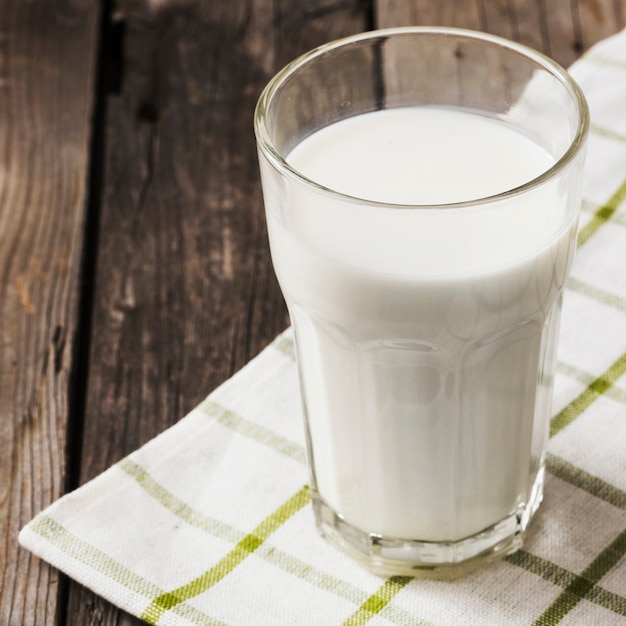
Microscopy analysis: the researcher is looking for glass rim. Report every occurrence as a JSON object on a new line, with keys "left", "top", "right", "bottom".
{"left": 254, "top": 26, "right": 590, "bottom": 210}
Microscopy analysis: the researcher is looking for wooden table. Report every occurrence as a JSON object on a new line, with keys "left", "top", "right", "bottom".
{"left": 2, "top": 1, "right": 625, "bottom": 624}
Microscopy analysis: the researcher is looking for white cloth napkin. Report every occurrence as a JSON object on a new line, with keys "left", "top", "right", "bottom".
{"left": 19, "top": 30, "right": 626, "bottom": 626}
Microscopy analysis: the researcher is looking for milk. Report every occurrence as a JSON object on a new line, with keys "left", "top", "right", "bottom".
{"left": 264, "top": 107, "right": 578, "bottom": 542}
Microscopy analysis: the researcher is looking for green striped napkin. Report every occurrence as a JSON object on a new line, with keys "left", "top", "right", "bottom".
{"left": 19, "top": 29, "right": 626, "bottom": 626}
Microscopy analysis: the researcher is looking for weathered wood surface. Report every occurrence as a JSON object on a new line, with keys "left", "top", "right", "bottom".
{"left": 2, "top": 0, "right": 625, "bottom": 624}
{"left": 377, "top": 0, "right": 626, "bottom": 68}
{"left": 0, "top": 1, "right": 101, "bottom": 624}
{"left": 69, "top": 1, "right": 369, "bottom": 625}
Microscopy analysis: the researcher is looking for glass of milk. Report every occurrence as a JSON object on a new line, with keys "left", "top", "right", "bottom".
{"left": 254, "top": 28, "right": 589, "bottom": 578}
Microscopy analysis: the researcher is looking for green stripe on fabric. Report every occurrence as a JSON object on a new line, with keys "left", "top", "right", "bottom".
{"left": 258, "top": 543, "right": 433, "bottom": 626}
{"left": 141, "top": 485, "right": 310, "bottom": 624}
{"left": 558, "top": 361, "right": 626, "bottom": 404}
{"left": 273, "top": 333, "right": 295, "bottom": 359}
{"left": 546, "top": 454, "right": 626, "bottom": 509}
{"left": 581, "top": 198, "right": 596, "bottom": 214}
{"left": 26, "top": 515, "right": 227, "bottom": 626}
{"left": 577, "top": 177, "right": 626, "bottom": 247}
{"left": 506, "top": 550, "right": 626, "bottom": 619}
{"left": 117, "top": 458, "right": 244, "bottom": 542}
{"left": 591, "top": 123, "right": 626, "bottom": 144}
{"left": 550, "top": 350, "right": 626, "bottom": 437}
{"left": 584, "top": 579, "right": 626, "bottom": 618}
{"left": 567, "top": 276, "right": 626, "bottom": 315}
{"left": 531, "top": 528, "right": 626, "bottom": 625}
{"left": 581, "top": 199, "right": 626, "bottom": 228}
{"left": 29, "top": 514, "right": 164, "bottom": 598}
{"left": 200, "top": 399, "right": 306, "bottom": 464}
{"left": 119, "top": 458, "right": 426, "bottom": 626}
{"left": 342, "top": 576, "right": 414, "bottom": 626}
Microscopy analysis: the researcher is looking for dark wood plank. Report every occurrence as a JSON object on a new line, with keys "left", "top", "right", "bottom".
{"left": 67, "top": 1, "right": 370, "bottom": 624}
{"left": 377, "top": 0, "right": 626, "bottom": 67}
{"left": 0, "top": 1, "right": 100, "bottom": 624}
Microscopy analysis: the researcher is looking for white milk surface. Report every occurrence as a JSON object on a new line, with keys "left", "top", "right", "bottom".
{"left": 266, "top": 107, "right": 577, "bottom": 542}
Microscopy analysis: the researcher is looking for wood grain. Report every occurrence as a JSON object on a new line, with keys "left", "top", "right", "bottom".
{"left": 66, "top": 1, "right": 370, "bottom": 624}
{"left": 0, "top": 1, "right": 100, "bottom": 624}
{"left": 377, "top": 0, "right": 626, "bottom": 67}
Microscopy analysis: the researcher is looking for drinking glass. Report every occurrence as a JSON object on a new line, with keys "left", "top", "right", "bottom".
{"left": 254, "top": 27, "right": 588, "bottom": 577}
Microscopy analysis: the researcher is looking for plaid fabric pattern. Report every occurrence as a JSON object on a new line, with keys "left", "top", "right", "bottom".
{"left": 19, "top": 30, "right": 626, "bottom": 625}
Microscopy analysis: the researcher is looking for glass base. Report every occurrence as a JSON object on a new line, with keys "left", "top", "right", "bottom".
{"left": 312, "top": 467, "right": 544, "bottom": 579}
